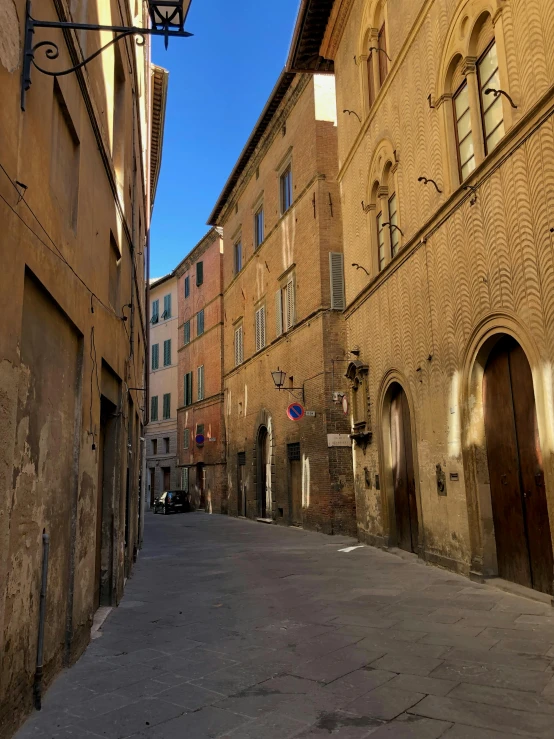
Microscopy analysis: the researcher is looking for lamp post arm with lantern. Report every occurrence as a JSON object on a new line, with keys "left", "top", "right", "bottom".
{"left": 20, "top": 0, "right": 193, "bottom": 110}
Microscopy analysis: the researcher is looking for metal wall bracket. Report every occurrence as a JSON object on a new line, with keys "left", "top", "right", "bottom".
{"left": 21, "top": 0, "right": 192, "bottom": 111}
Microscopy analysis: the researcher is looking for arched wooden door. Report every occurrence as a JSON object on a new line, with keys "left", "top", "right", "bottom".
{"left": 483, "top": 336, "right": 553, "bottom": 594}
{"left": 257, "top": 427, "right": 269, "bottom": 519}
{"left": 390, "top": 384, "right": 419, "bottom": 552}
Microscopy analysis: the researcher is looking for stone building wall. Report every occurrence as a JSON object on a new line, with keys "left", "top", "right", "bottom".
{"left": 212, "top": 73, "right": 356, "bottom": 536}
{"left": 304, "top": 0, "right": 554, "bottom": 581}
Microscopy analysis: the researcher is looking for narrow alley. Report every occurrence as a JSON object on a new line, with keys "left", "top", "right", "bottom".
{"left": 16, "top": 513, "right": 554, "bottom": 739}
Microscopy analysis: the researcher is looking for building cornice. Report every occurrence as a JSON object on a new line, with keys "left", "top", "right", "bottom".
{"left": 174, "top": 228, "right": 222, "bottom": 277}
{"left": 319, "top": 0, "right": 355, "bottom": 61}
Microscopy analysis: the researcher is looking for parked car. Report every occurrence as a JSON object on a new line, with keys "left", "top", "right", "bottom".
{"left": 153, "top": 490, "right": 191, "bottom": 514}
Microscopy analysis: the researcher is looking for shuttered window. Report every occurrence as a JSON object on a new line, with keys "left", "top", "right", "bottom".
{"left": 151, "top": 343, "right": 159, "bottom": 370}
{"left": 234, "top": 325, "right": 244, "bottom": 366}
{"left": 151, "top": 395, "right": 158, "bottom": 421}
{"left": 163, "top": 294, "right": 171, "bottom": 319}
{"left": 184, "top": 372, "right": 193, "bottom": 406}
{"left": 197, "top": 309, "right": 205, "bottom": 336}
{"left": 255, "top": 306, "right": 266, "bottom": 351}
{"left": 163, "top": 339, "right": 171, "bottom": 366}
{"left": 163, "top": 393, "right": 171, "bottom": 419}
{"left": 183, "top": 428, "right": 190, "bottom": 449}
{"left": 196, "top": 261, "right": 203, "bottom": 286}
{"left": 151, "top": 299, "right": 159, "bottom": 324}
{"left": 181, "top": 467, "right": 189, "bottom": 491}
{"left": 184, "top": 276, "right": 190, "bottom": 298}
{"left": 388, "top": 194, "right": 400, "bottom": 258}
{"left": 197, "top": 365, "right": 205, "bottom": 400}
{"left": 184, "top": 320, "right": 190, "bottom": 345}
{"left": 329, "top": 253, "right": 345, "bottom": 310}
{"left": 276, "top": 277, "right": 295, "bottom": 335}
{"left": 367, "top": 53, "right": 375, "bottom": 107}
{"left": 285, "top": 278, "right": 295, "bottom": 330}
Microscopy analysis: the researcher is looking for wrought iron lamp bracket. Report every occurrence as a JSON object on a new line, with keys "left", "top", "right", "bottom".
{"left": 275, "top": 386, "right": 305, "bottom": 404}
{"left": 21, "top": 0, "right": 192, "bottom": 110}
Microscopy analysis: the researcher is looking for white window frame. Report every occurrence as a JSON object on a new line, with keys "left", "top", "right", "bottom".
{"left": 255, "top": 305, "right": 266, "bottom": 351}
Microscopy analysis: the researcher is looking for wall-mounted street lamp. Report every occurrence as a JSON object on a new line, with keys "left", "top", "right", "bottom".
{"left": 21, "top": 0, "right": 192, "bottom": 110}
{"left": 383, "top": 222, "right": 404, "bottom": 237}
{"left": 271, "top": 368, "right": 305, "bottom": 403}
{"left": 343, "top": 109, "right": 361, "bottom": 123}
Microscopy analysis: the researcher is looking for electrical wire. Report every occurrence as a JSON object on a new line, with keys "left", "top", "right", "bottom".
{"left": 0, "top": 161, "right": 121, "bottom": 320}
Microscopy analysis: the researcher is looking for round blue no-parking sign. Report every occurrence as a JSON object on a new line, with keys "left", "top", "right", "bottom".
{"left": 287, "top": 403, "right": 305, "bottom": 421}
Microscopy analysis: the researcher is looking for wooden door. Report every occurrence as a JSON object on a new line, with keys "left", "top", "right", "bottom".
{"left": 258, "top": 428, "right": 268, "bottom": 518}
{"left": 94, "top": 421, "right": 106, "bottom": 609}
{"left": 150, "top": 468, "right": 155, "bottom": 507}
{"left": 238, "top": 460, "right": 245, "bottom": 516}
{"left": 484, "top": 337, "right": 553, "bottom": 594}
{"left": 290, "top": 459, "right": 302, "bottom": 526}
{"left": 390, "top": 385, "right": 419, "bottom": 552}
{"left": 197, "top": 464, "right": 206, "bottom": 509}
{"left": 163, "top": 467, "right": 170, "bottom": 491}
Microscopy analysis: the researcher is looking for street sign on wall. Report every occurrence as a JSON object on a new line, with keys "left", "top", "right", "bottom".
{"left": 327, "top": 434, "right": 351, "bottom": 448}
{"left": 195, "top": 434, "right": 205, "bottom": 446}
{"left": 287, "top": 403, "right": 305, "bottom": 421}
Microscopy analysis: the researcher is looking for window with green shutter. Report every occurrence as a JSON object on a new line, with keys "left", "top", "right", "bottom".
{"left": 196, "top": 261, "right": 203, "bottom": 286}
{"left": 163, "top": 339, "right": 171, "bottom": 366}
{"left": 150, "top": 395, "right": 158, "bottom": 421}
{"left": 197, "top": 309, "right": 204, "bottom": 336}
{"left": 184, "top": 372, "right": 193, "bottom": 406}
{"left": 151, "top": 299, "right": 159, "bottom": 324}
{"left": 183, "top": 428, "right": 190, "bottom": 449}
{"left": 329, "top": 253, "right": 345, "bottom": 310}
{"left": 163, "top": 393, "right": 171, "bottom": 419}
{"left": 197, "top": 365, "right": 205, "bottom": 401}
{"left": 184, "top": 321, "right": 190, "bottom": 345}
{"left": 151, "top": 343, "right": 159, "bottom": 370}
{"left": 162, "top": 294, "right": 171, "bottom": 319}
{"left": 184, "top": 276, "right": 190, "bottom": 298}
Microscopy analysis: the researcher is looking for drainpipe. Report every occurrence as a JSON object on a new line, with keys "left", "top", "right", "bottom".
{"left": 34, "top": 530, "right": 50, "bottom": 710}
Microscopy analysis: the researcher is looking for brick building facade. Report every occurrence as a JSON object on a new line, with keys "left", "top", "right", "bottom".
{"left": 209, "top": 72, "right": 356, "bottom": 536}
{"left": 176, "top": 229, "right": 226, "bottom": 513}
{"left": 289, "top": 0, "right": 554, "bottom": 595}
{"left": 146, "top": 273, "right": 179, "bottom": 505}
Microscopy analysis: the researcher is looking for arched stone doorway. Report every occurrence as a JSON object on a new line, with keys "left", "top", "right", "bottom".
{"left": 483, "top": 336, "right": 553, "bottom": 594}
{"left": 256, "top": 426, "right": 270, "bottom": 519}
{"left": 387, "top": 382, "right": 419, "bottom": 553}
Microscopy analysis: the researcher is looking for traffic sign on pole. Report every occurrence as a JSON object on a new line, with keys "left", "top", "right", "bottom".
{"left": 287, "top": 403, "right": 305, "bottom": 421}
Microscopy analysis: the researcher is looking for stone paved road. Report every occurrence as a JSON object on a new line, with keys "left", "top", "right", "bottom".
{"left": 15, "top": 513, "right": 554, "bottom": 739}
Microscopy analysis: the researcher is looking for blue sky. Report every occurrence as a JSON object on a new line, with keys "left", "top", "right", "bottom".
{"left": 150, "top": 0, "right": 301, "bottom": 278}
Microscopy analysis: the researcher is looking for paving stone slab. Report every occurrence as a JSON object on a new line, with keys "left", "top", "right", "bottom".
{"left": 366, "top": 713, "right": 452, "bottom": 739}
{"left": 153, "top": 682, "right": 225, "bottom": 711}
{"left": 345, "top": 684, "right": 426, "bottom": 721}
{"left": 429, "top": 660, "right": 553, "bottom": 693}
{"left": 290, "top": 648, "right": 385, "bottom": 683}
{"left": 441, "top": 726, "right": 524, "bottom": 739}
{"left": 64, "top": 692, "right": 136, "bottom": 720}
{"left": 369, "top": 653, "right": 444, "bottom": 677}
{"left": 145, "top": 706, "right": 250, "bottom": 738}
{"left": 409, "top": 695, "right": 554, "bottom": 737}
{"left": 293, "top": 710, "right": 384, "bottom": 738}
{"left": 445, "top": 647, "right": 552, "bottom": 672}
{"left": 418, "top": 633, "right": 499, "bottom": 651}
{"left": 386, "top": 673, "right": 458, "bottom": 697}
{"left": 221, "top": 712, "right": 306, "bottom": 739}
{"left": 323, "top": 668, "right": 397, "bottom": 702}
{"left": 77, "top": 697, "right": 185, "bottom": 738}
{"left": 448, "top": 681, "right": 554, "bottom": 715}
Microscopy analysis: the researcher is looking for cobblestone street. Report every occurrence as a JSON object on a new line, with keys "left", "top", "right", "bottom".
{"left": 16, "top": 513, "right": 554, "bottom": 739}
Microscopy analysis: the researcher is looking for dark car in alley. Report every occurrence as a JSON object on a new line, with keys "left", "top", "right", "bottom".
{"left": 153, "top": 490, "right": 191, "bottom": 514}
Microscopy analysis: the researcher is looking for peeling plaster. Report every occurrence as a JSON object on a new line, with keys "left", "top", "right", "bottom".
{"left": 0, "top": 0, "right": 20, "bottom": 73}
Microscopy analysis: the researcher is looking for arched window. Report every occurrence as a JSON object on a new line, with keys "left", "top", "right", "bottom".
{"left": 368, "top": 152, "right": 401, "bottom": 273}
{"left": 362, "top": 1, "right": 389, "bottom": 114}
{"left": 441, "top": 10, "right": 510, "bottom": 185}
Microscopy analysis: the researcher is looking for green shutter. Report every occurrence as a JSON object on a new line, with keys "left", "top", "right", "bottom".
{"left": 184, "top": 321, "right": 190, "bottom": 344}
{"left": 163, "top": 393, "right": 170, "bottom": 419}
{"left": 151, "top": 395, "right": 158, "bottom": 421}
{"left": 196, "top": 261, "right": 203, "bottom": 286}
{"left": 164, "top": 339, "right": 171, "bottom": 366}
{"left": 152, "top": 343, "right": 159, "bottom": 370}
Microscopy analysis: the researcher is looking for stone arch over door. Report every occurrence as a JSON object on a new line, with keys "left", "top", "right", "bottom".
{"left": 252, "top": 409, "right": 275, "bottom": 521}
{"left": 377, "top": 371, "right": 423, "bottom": 554}
{"left": 461, "top": 314, "right": 554, "bottom": 594}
